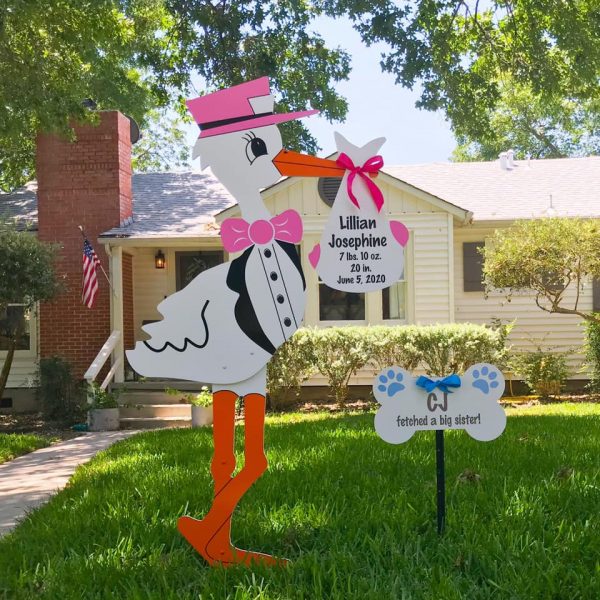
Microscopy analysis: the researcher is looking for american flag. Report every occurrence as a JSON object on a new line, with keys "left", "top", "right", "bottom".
{"left": 82, "top": 238, "right": 101, "bottom": 308}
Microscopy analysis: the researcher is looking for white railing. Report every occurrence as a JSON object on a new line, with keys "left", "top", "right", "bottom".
{"left": 84, "top": 330, "right": 122, "bottom": 400}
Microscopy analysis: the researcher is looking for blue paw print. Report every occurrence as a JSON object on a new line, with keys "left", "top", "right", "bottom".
{"left": 378, "top": 369, "right": 405, "bottom": 397}
{"left": 472, "top": 366, "right": 499, "bottom": 395}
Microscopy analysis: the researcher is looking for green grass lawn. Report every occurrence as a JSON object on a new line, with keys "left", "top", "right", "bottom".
{"left": 0, "top": 433, "right": 54, "bottom": 465}
{"left": 0, "top": 403, "right": 599, "bottom": 599}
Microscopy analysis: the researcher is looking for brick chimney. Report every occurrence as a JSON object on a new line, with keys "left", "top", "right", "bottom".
{"left": 36, "top": 111, "right": 132, "bottom": 379}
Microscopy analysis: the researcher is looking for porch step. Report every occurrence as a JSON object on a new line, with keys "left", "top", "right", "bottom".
{"left": 119, "top": 404, "right": 192, "bottom": 419}
{"left": 115, "top": 382, "right": 206, "bottom": 429}
{"left": 119, "top": 391, "right": 193, "bottom": 405}
{"left": 119, "top": 416, "right": 192, "bottom": 430}
{"left": 115, "top": 380, "right": 207, "bottom": 392}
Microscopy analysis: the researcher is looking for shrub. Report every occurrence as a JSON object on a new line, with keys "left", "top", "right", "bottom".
{"left": 508, "top": 350, "right": 569, "bottom": 398}
{"left": 87, "top": 382, "right": 120, "bottom": 409}
{"left": 311, "top": 327, "right": 373, "bottom": 406}
{"left": 38, "top": 356, "right": 84, "bottom": 421}
{"left": 264, "top": 323, "right": 510, "bottom": 410}
{"left": 584, "top": 318, "right": 600, "bottom": 391}
{"left": 366, "top": 326, "right": 421, "bottom": 372}
{"left": 411, "top": 323, "right": 511, "bottom": 377}
{"left": 267, "top": 329, "right": 316, "bottom": 410}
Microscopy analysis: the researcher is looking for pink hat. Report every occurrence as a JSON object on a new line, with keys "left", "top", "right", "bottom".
{"left": 186, "top": 76, "right": 319, "bottom": 138}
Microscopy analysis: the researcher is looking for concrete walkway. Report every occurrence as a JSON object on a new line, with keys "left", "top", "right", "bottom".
{"left": 0, "top": 431, "right": 137, "bottom": 536}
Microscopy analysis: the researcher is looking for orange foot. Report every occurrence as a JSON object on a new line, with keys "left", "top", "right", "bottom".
{"left": 177, "top": 516, "right": 289, "bottom": 568}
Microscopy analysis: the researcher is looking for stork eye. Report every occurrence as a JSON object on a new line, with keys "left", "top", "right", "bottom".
{"left": 243, "top": 132, "right": 268, "bottom": 164}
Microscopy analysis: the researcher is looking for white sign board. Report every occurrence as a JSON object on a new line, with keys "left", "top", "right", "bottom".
{"left": 308, "top": 133, "right": 409, "bottom": 292}
{"left": 374, "top": 363, "right": 507, "bottom": 444}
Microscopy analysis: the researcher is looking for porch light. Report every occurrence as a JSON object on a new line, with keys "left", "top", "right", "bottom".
{"left": 155, "top": 249, "right": 166, "bottom": 269}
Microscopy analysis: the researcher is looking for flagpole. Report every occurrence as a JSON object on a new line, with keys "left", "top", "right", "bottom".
{"left": 78, "top": 225, "right": 115, "bottom": 296}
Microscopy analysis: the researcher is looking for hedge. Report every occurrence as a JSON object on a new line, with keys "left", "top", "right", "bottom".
{"left": 267, "top": 323, "right": 510, "bottom": 408}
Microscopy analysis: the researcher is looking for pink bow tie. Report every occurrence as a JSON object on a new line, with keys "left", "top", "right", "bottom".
{"left": 336, "top": 153, "right": 384, "bottom": 212}
{"left": 220, "top": 209, "right": 303, "bottom": 253}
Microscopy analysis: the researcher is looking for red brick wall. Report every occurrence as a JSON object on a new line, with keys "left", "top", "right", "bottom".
{"left": 122, "top": 252, "right": 135, "bottom": 351}
{"left": 36, "top": 112, "right": 132, "bottom": 378}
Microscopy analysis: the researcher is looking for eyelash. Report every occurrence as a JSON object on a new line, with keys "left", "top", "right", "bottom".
{"left": 243, "top": 131, "right": 258, "bottom": 164}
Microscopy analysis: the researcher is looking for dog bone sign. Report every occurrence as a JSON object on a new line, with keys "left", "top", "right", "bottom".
{"left": 374, "top": 363, "right": 507, "bottom": 444}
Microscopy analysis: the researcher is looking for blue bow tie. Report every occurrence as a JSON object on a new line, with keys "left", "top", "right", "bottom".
{"left": 416, "top": 374, "right": 461, "bottom": 394}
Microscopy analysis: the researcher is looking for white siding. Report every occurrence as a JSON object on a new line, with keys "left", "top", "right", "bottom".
{"left": 1, "top": 309, "right": 38, "bottom": 389}
{"left": 132, "top": 248, "right": 173, "bottom": 340}
{"left": 129, "top": 176, "right": 459, "bottom": 386}
{"left": 262, "top": 177, "right": 454, "bottom": 328}
{"left": 4, "top": 355, "right": 38, "bottom": 388}
{"left": 132, "top": 245, "right": 226, "bottom": 341}
{"left": 454, "top": 226, "right": 589, "bottom": 374}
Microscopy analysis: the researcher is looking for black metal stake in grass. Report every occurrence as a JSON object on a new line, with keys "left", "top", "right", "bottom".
{"left": 435, "top": 429, "right": 446, "bottom": 535}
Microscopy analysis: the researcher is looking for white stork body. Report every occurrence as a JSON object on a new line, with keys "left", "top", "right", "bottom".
{"left": 126, "top": 238, "right": 305, "bottom": 395}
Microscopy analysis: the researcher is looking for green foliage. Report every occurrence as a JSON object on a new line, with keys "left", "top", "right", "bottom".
{"left": 132, "top": 108, "right": 190, "bottom": 173}
{"left": 365, "top": 325, "right": 421, "bottom": 373}
{"left": 334, "top": 1, "right": 600, "bottom": 152}
{"left": 166, "top": 1, "right": 350, "bottom": 156}
{"left": 38, "top": 357, "right": 84, "bottom": 421}
{"left": 4, "top": 1, "right": 598, "bottom": 185}
{"left": 0, "top": 405, "right": 599, "bottom": 597}
{"left": 0, "top": 225, "right": 61, "bottom": 310}
{"left": 192, "top": 386, "right": 212, "bottom": 408}
{"left": 165, "top": 385, "right": 212, "bottom": 408}
{"left": 453, "top": 81, "right": 600, "bottom": 160}
{"left": 0, "top": 0, "right": 179, "bottom": 191}
{"left": 310, "top": 326, "right": 372, "bottom": 406}
{"left": 508, "top": 350, "right": 570, "bottom": 398}
{"left": 87, "top": 382, "right": 120, "bottom": 410}
{"left": 408, "top": 322, "right": 511, "bottom": 378}
{"left": 165, "top": 386, "right": 213, "bottom": 407}
{"left": 483, "top": 218, "right": 600, "bottom": 323}
{"left": 0, "top": 224, "right": 61, "bottom": 399}
{"left": 584, "top": 317, "right": 600, "bottom": 391}
{"left": 267, "top": 329, "right": 316, "bottom": 410}
{"left": 268, "top": 324, "right": 509, "bottom": 407}
{"left": 0, "top": 1, "right": 351, "bottom": 191}
{"left": 0, "top": 433, "right": 53, "bottom": 465}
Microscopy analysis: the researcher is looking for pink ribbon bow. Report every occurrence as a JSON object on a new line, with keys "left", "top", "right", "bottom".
{"left": 220, "top": 209, "right": 303, "bottom": 253}
{"left": 336, "top": 153, "right": 385, "bottom": 212}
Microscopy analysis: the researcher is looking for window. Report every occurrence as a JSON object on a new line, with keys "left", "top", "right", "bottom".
{"left": 175, "top": 251, "right": 224, "bottom": 291}
{"left": 594, "top": 279, "right": 600, "bottom": 312}
{"left": 319, "top": 281, "right": 365, "bottom": 321}
{"left": 0, "top": 305, "right": 31, "bottom": 351}
{"left": 463, "top": 242, "right": 485, "bottom": 292}
{"left": 382, "top": 280, "right": 406, "bottom": 320}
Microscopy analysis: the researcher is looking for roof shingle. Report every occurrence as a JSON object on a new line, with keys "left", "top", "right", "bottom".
{"left": 384, "top": 156, "right": 600, "bottom": 221}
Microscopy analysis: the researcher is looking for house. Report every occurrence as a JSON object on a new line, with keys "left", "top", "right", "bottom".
{"left": 1, "top": 111, "right": 599, "bottom": 412}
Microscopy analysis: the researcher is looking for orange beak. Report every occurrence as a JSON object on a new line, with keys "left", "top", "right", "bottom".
{"left": 273, "top": 149, "right": 345, "bottom": 177}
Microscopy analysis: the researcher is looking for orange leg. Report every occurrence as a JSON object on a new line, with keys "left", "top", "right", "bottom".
{"left": 178, "top": 392, "right": 287, "bottom": 567}
{"left": 211, "top": 390, "right": 238, "bottom": 495}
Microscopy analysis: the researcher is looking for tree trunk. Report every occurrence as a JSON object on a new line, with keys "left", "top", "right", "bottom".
{"left": 0, "top": 336, "right": 16, "bottom": 401}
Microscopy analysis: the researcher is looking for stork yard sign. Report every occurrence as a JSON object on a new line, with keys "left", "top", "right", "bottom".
{"left": 126, "top": 75, "right": 413, "bottom": 569}
{"left": 126, "top": 75, "right": 442, "bottom": 568}
{"left": 373, "top": 364, "right": 507, "bottom": 533}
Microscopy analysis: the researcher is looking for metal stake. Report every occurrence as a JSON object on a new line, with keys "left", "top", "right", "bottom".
{"left": 435, "top": 429, "right": 446, "bottom": 535}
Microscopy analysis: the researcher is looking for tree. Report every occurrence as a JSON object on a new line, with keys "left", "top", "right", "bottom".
{"left": 452, "top": 81, "right": 600, "bottom": 161}
{"left": 3, "top": 1, "right": 598, "bottom": 190}
{"left": 327, "top": 0, "right": 600, "bottom": 152}
{"left": 482, "top": 218, "right": 600, "bottom": 324}
{"left": 0, "top": 224, "right": 62, "bottom": 399}
{"left": 132, "top": 109, "right": 190, "bottom": 173}
{"left": 0, "top": 1, "right": 350, "bottom": 191}
{"left": 0, "top": 0, "right": 179, "bottom": 191}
